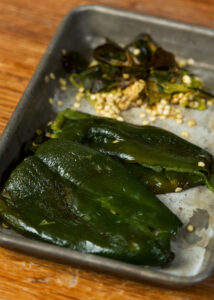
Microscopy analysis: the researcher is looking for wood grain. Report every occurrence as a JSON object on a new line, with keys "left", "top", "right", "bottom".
{"left": 0, "top": 0, "right": 214, "bottom": 299}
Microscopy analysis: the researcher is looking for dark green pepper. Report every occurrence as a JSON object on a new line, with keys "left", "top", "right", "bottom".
{"left": 0, "top": 156, "right": 172, "bottom": 265}
{"left": 50, "top": 109, "right": 214, "bottom": 192}
{"left": 0, "top": 140, "right": 182, "bottom": 265}
{"left": 35, "top": 139, "right": 181, "bottom": 235}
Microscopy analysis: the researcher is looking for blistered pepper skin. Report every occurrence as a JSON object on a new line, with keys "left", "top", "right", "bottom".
{"left": 50, "top": 109, "right": 214, "bottom": 192}
{"left": 0, "top": 142, "right": 181, "bottom": 265}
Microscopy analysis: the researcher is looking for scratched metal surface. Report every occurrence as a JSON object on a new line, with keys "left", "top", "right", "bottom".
{"left": 0, "top": 5, "right": 214, "bottom": 286}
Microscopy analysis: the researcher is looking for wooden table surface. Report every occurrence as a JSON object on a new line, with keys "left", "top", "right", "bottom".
{"left": 1, "top": 0, "right": 214, "bottom": 299}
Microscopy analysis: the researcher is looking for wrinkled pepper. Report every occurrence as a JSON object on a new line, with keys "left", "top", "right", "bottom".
{"left": 50, "top": 109, "right": 214, "bottom": 192}
{"left": 0, "top": 139, "right": 182, "bottom": 266}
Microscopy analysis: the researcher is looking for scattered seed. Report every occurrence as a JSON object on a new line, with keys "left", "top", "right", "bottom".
{"left": 2, "top": 223, "right": 8, "bottom": 229}
{"left": 117, "top": 116, "right": 124, "bottom": 121}
{"left": 176, "top": 119, "right": 183, "bottom": 124}
{"left": 36, "top": 129, "right": 42, "bottom": 135}
{"left": 75, "top": 92, "right": 84, "bottom": 101}
{"left": 136, "top": 99, "right": 142, "bottom": 106}
{"left": 139, "top": 112, "right": 146, "bottom": 118}
{"left": 187, "top": 120, "right": 197, "bottom": 127}
{"left": 182, "top": 75, "right": 192, "bottom": 85}
{"left": 149, "top": 116, "right": 156, "bottom": 122}
{"left": 186, "top": 224, "right": 195, "bottom": 232}
{"left": 192, "top": 102, "right": 199, "bottom": 108}
{"left": 48, "top": 97, "right": 53, "bottom": 104}
{"left": 163, "top": 110, "right": 169, "bottom": 116}
{"left": 73, "top": 102, "right": 80, "bottom": 108}
{"left": 89, "top": 60, "right": 98, "bottom": 67}
{"left": 56, "top": 100, "right": 63, "bottom": 107}
{"left": 160, "top": 99, "right": 167, "bottom": 105}
{"left": 44, "top": 75, "right": 49, "bottom": 83}
{"left": 151, "top": 110, "right": 157, "bottom": 116}
{"left": 142, "top": 120, "right": 149, "bottom": 125}
{"left": 90, "top": 94, "right": 96, "bottom": 100}
{"left": 181, "top": 131, "right": 190, "bottom": 138}
{"left": 198, "top": 161, "right": 205, "bottom": 167}
{"left": 177, "top": 59, "right": 187, "bottom": 68}
{"left": 187, "top": 58, "right": 195, "bottom": 66}
{"left": 133, "top": 48, "right": 141, "bottom": 56}
{"left": 176, "top": 114, "right": 183, "bottom": 120}
{"left": 49, "top": 72, "right": 55, "bottom": 80}
{"left": 32, "top": 142, "right": 38, "bottom": 148}
{"left": 123, "top": 73, "right": 130, "bottom": 79}
{"left": 207, "top": 100, "right": 213, "bottom": 106}
{"left": 60, "top": 85, "right": 67, "bottom": 91}
{"left": 59, "top": 78, "right": 67, "bottom": 86}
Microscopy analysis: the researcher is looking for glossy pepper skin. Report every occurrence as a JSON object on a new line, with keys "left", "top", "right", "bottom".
{"left": 35, "top": 139, "right": 181, "bottom": 235}
{"left": 50, "top": 109, "right": 213, "bottom": 192}
{"left": 0, "top": 140, "right": 182, "bottom": 266}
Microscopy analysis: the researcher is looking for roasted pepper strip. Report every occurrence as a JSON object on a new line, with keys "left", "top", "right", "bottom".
{"left": 50, "top": 109, "right": 214, "bottom": 191}
{"left": 0, "top": 151, "right": 180, "bottom": 265}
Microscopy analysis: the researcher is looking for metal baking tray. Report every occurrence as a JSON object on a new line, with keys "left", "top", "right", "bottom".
{"left": 0, "top": 5, "right": 214, "bottom": 287}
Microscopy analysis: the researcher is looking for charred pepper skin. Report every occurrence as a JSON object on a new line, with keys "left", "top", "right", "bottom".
{"left": 51, "top": 109, "right": 213, "bottom": 192}
{"left": 0, "top": 143, "right": 181, "bottom": 266}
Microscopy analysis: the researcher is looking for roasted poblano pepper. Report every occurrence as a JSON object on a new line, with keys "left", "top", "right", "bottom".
{"left": 50, "top": 109, "right": 214, "bottom": 192}
{"left": 0, "top": 139, "right": 182, "bottom": 265}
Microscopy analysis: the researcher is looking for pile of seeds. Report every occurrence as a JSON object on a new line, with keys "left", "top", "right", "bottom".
{"left": 44, "top": 70, "right": 214, "bottom": 136}
{"left": 74, "top": 79, "right": 145, "bottom": 121}
{"left": 71, "top": 82, "right": 214, "bottom": 130}
{"left": 68, "top": 55, "right": 214, "bottom": 127}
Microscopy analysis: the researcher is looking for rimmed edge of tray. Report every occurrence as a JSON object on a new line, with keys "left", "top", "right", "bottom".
{"left": 0, "top": 4, "right": 214, "bottom": 287}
